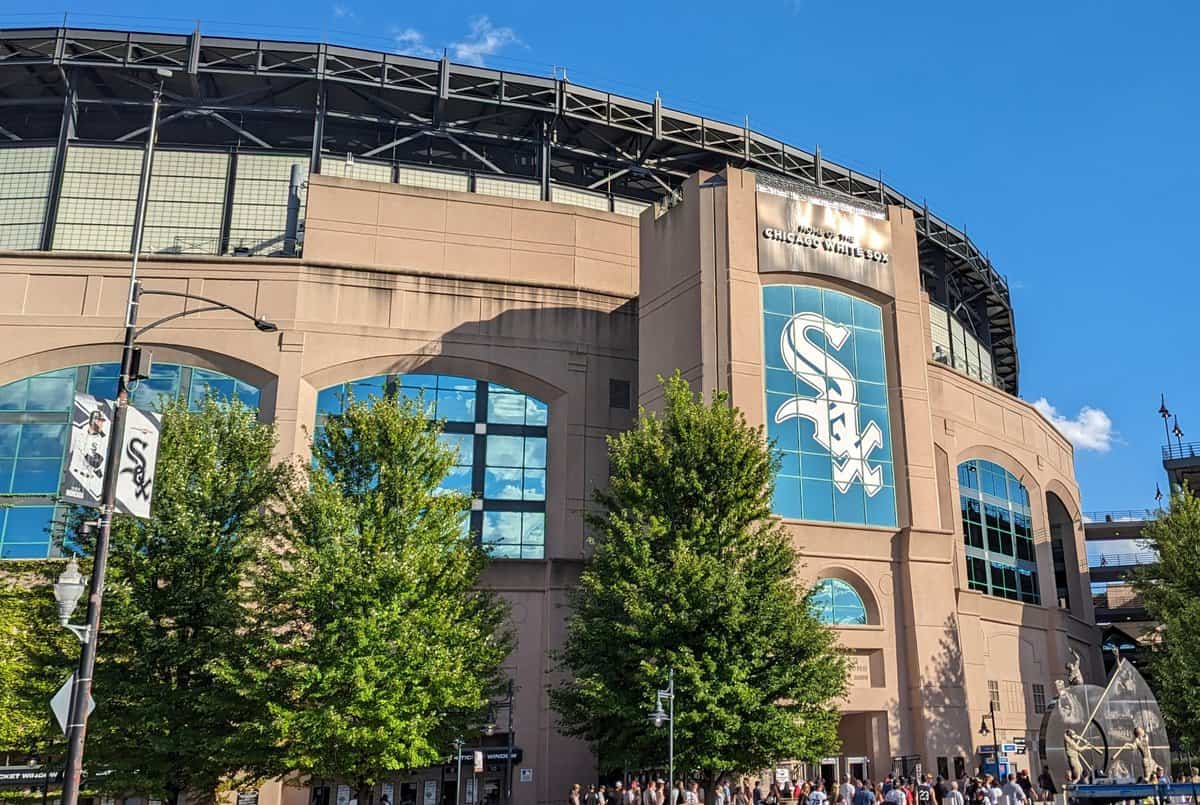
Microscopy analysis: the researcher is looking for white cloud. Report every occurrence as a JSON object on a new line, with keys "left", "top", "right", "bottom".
{"left": 1032, "top": 397, "right": 1114, "bottom": 452}
{"left": 450, "top": 17, "right": 519, "bottom": 66}
{"left": 332, "top": 3, "right": 355, "bottom": 19}
{"left": 393, "top": 27, "right": 437, "bottom": 59}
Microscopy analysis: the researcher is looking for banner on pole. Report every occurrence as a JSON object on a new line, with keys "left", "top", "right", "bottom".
{"left": 60, "top": 393, "right": 161, "bottom": 519}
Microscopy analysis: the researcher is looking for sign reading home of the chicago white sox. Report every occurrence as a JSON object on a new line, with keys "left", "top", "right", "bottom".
{"left": 756, "top": 186, "right": 895, "bottom": 297}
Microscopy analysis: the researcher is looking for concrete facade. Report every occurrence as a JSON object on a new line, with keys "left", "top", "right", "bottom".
{"left": 0, "top": 169, "right": 1098, "bottom": 803}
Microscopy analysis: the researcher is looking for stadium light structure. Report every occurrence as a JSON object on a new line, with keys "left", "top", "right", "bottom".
{"left": 57, "top": 66, "right": 278, "bottom": 805}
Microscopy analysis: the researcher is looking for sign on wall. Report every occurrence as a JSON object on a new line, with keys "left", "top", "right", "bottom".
{"left": 60, "top": 393, "right": 161, "bottom": 519}
{"left": 757, "top": 186, "right": 894, "bottom": 297}
{"left": 762, "top": 285, "right": 897, "bottom": 527}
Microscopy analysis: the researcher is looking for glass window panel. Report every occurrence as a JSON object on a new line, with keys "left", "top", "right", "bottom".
{"left": 488, "top": 543, "right": 521, "bottom": 559}
{"left": 11, "top": 458, "right": 61, "bottom": 493}
{"left": 853, "top": 329, "right": 886, "bottom": 383}
{"left": 437, "top": 466, "right": 473, "bottom": 496}
{"left": 482, "top": 511, "right": 522, "bottom": 544}
{"left": 763, "top": 313, "right": 789, "bottom": 371}
{"left": 852, "top": 297, "right": 883, "bottom": 331}
{"left": 18, "top": 424, "right": 66, "bottom": 458}
{"left": 438, "top": 433, "right": 474, "bottom": 465}
{"left": 792, "top": 285, "right": 822, "bottom": 315}
{"left": 523, "top": 470, "right": 546, "bottom": 501}
{"left": 822, "top": 290, "right": 853, "bottom": 325}
{"left": 520, "top": 544, "right": 544, "bottom": 560}
{"left": 0, "top": 380, "right": 26, "bottom": 411}
{"left": 436, "top": 389, "right": 475, "bottom": 422}
{"left": 189, "top": 374, "right": 236, "bottom": 408}
{"left": 486, "top": 435, "right": 525, "bottom": 468}
{"left": 487, "top": 393, "right": 527, "bottom": 425}
{"left": 801, "top": 450, "right": 832, "bottom": 480}
{"left": 762, "top": 285, "right": 793, "bottom": 315}
{"left": 0, "top": 424, "right": 18, "bottom": 456}
{"left": 865, "top": 487, "right": 896, "bottom": 528}
{"left": 400, "top": 374, "right": 439, "bottom": 391}
{"left": 765, "top": 368, "right": 798, "bottom": 397}
{"left": 778, "top": 451, "right": 801, "bottom": 477}
{"left": 522, "top": 513, "right": 545, "bottom": 545}
{"left": 833, "top": 483, "right": 866, "bottom": 525}
{"left": 484, "top": 468, "right": 523, "bottom": 500}
{"left": 349, "top": 376, "right": 388, "bottom": 402}
{"left": 772, "top": 478, "right": 803, "bottom": 520}
{"left": 858, "top": 381, "right": 888, "bottom": 408}
{"left": 316, "top": 386, "right": 344, "bottom": 415}
{"left": 523, "top": 437, "right": 546, "bottom": 469}
{"left": 86, "top": 375, "right": 119, "bottom": 402}
{"left": 436, "top": 375, "right": 476, "bottom": 391}
{"left": 487, "top": 382, "right": 518, "bottom": 394}
{"left": 766, "top": 406, "right": 800, "bottom": 454}
{"left": 524, "top": 397, "right": 548, "bottom": 426}
{"left": 2, "top": 541, "right": 52, "bottom": 559}
{"left": 0, "top": 458, "right": 14, "bottom": 491}
{"left": 25, "top": 375, "right": 73, "bottom": 411}
{"left": 801, "top": 478, "right": 835, "bottom": 522}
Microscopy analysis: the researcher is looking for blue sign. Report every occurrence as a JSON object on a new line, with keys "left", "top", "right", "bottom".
{"left": 763, "top": 285, "right": 896, "bottom": 527}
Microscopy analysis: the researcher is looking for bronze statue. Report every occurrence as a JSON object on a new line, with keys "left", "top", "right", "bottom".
{"left": 1066, "top": 648, "right": 1084, "bottom": 687}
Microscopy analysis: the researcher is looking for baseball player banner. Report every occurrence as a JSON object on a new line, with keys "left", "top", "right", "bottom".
{"left": 60, "top": 393, "right": 162, "bottom": 519}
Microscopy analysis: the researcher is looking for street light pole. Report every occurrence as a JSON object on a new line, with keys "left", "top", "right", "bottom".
{"left": 58, "top": 69, "right": 168, "bottom": 805}
{"left": 504, "top": 680, "right": 514, "bottom": 805}
{"left": 649, "top": 668, "right": 675, "bottom": 792}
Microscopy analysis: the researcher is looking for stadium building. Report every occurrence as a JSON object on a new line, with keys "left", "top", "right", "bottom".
{"left": 0, "top": 26, "right": 1100, "bottom": 805}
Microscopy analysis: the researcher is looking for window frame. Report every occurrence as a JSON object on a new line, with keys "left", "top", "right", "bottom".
{"left": 958, "top": 459, "right": 1041, "bottom": 605}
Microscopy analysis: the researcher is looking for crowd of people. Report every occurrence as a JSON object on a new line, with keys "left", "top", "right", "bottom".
{"left": 568, "top": 766, "right": 1200, "bottom": 805}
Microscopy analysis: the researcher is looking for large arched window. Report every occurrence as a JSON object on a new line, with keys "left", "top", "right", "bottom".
{"left": 958, "top": 459, "right": 1040, "bottom": 604}
{"left": 0, "top": 362, "right": 259, "bottom": 559}
{"left": 315, "top": 373, "right": 548, "bottom": 560}
{"left": 809, "top": 578, "right": 868, "bottom": 625}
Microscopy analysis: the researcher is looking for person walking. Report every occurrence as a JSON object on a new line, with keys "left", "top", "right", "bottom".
{"left": 916, "top": 775, "right": 935, "bottom": 805}
{"left": 944, "top": 782, "right": 964, "bottom": 805}
{"left": 840, "top": 778, "right": 856, "bottom": 805}
{"left": 586, "top": 785, "right": 602, "bottom": 805}
{"left": 809, "top": 781, "right": 829, "bottom": 805}
{"left": 853, "top": 781, "right": 877, "bottom": 805}
{"left": 571, "top": 784, "right": 582, "bottom": 805}
{"left": 1036, "top": 768, "right": 1056, "bottom": 803}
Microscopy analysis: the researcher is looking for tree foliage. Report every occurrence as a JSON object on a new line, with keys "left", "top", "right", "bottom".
{"left": 264, "top": 394, "right": 514, "bottom": 798}
{"left": 1132, "top": 484, "right": 1200, "bottom": 751}
{"left": 551, "top": 373, "right": 849, "bottom": 792}
{"left": 0, "top": 564, "right": 75, "bottom": 754}
{"left": 83, "top": 396, "right": 292, "bottom": 802}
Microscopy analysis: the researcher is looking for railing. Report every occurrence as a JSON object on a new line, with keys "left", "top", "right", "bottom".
{"left": 1162, "top": 441, "right": 1200, "bottom": 461}
{"left": 1082, "top": 509, "right": 1157, "bottom": 523}
{"left": 1088, "top": 551, "right": 1158, "bottom": 569}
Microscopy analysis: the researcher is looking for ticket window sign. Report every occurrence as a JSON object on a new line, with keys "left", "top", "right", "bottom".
{"left": 473, "top": 750, "right": 484, "bottom": 774}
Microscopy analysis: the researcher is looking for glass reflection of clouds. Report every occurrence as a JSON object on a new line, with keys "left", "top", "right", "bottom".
{"left": 316, "top": 373, "right": 549, "bottom": 560}
{"left": 809, "top": 578, "right": 869, "bottom": 626}
{"left": 0, "top": 363, "right": 259, "bottom": 560}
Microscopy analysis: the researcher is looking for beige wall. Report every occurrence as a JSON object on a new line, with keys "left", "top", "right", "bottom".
{"left": 0, "top": 178, "right": 646, "bottom": 804}
{"left": 639, "top": 166, "right": 1100, "bottom": 777}
{"left": 0, "top": 168, "right": 1100, "bottom": 795}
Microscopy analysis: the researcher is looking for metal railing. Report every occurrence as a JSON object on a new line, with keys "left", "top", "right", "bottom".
{"left": 1163, "top": 441, "right": 1200, "bottom": 461}
{"left": 1082, "top": 509, "right": 1157, "bottom": 523}
{"left": 1088, "top": 551, "right": 1158, "bottom": 569}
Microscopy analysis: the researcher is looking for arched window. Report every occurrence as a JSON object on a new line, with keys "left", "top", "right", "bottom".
{"left": 316, "top": 373, "right": 548, "bottom": 560}
{"left": 809, "top": 578, "right": 868, "bottom": 626}
{"left": 958, "top": 459, "right": 1040, "bottom": 604}
{"left": 0, "top": 362, "right": 259, "bottom": 559}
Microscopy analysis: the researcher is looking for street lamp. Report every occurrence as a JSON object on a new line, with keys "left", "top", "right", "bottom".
{"left": 56, "top": 65, "right": 279, "bottom": 805}
{"left": 53, "top": 556, "right": 90, "bottom": 643}
{"left": 648, "top": 668, "right": 675, "bottom": 793}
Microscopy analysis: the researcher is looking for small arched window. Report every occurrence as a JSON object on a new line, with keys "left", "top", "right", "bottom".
{"left": 809, "top": 578, "right": 868, "bottom": 626}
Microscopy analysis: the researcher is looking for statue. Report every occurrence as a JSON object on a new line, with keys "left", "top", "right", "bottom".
{"left": 1063, "top": 729, "right": 1087, "bottom": 780}
{"left": 1066, "top": 648, "right": 1085, "bottom": 687}
{"left": 1132, "top": 727, "right": 1155, "bottom": 780}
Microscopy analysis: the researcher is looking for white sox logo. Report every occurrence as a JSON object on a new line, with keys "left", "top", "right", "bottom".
{"left": 774, "top": 312, "right": 886, "bottom": 496}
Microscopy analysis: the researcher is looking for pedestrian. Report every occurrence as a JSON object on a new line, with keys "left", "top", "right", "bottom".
{"left": 688, "top": 783, "right": 701, "bottom": 805}
{"left": 1016, "top": 772, "right": 1034, "bottom": 804}
{"left": 810, "top": 781, "right": 829, "bottom": 805}
{"left": 645, "top": 781, "right": 660, "bottom": 805}
{"left": 841, "top": 778, "right": 856, "bottom": 805}
{"left": 1000, "top": 775, "right": 1026, "bottom": 805}
{"left": 885, "top": 781, "right": 906, "bottom": 805}
{"left": 986, "top": 777, "right": 1002, "bottom": 805}
{"left": 944, "top": 782, "right": 964, "bottom": 805}
{"left": 586, "top": 784, "right": 602, "bottom": 805}
{"left": 766, "top": 784, "right": 781, "bottom": 805}
{"left": 917, "top": 775, "right": 935, "bottom": 805}
{"left": 571, "top": 784, "right": 582, "bottom": 805}
{"left": 853, "top": 781, "right": 877, "bottom": 805}
{"left": 1036, "top": 768, "right": 1056, "bottom": 804}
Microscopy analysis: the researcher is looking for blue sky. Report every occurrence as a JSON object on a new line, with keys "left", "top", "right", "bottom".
{"left": 5, "top": 0, "right": 1196, "bottom": 512}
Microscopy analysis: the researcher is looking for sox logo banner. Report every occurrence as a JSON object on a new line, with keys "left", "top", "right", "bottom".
{"left": 774, "top": 312, "right": 885, "bottom": 496}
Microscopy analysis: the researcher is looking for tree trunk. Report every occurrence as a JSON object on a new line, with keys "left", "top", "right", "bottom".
{"left": 357, "top": 781, "right": 374, "bottom": 805}
{"left": 703, "top": 771, "right": 716, "bottom": 805}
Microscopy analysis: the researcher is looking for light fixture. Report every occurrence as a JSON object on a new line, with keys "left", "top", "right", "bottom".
{"left": 53, "top": 556, "right": 87, "bottom": 626}
{"left": 254, "top": 317, "right": 279, "bottom": 333}
{"left": 649, "top": 700, "right": 667, "bottom": 729}
{"left": 978, "top": 717, "right": 990, "bottom": 736}
{"left": 482, "top": 705, "right": 497, "bottom": 736}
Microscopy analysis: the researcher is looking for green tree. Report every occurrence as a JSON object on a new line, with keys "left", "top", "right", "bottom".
{"left": 551, "top": 374, "right": 849, "bottom": 796}
{"left": 1132, "top": 484, "right": 1200, "bottom": 751}
{"left": 266, "top": 393, "right": 513, "bottom": 801}
{"left": 82, "top": 397, "right": 292, "bottom": 803}
{"left": 0, "top": 564, "right": 75, "bottom": 755}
